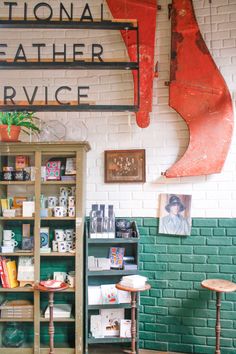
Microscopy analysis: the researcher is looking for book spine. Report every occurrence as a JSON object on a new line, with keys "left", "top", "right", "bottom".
{"left": 0, "top": 259, "right": 7, "bottom": 288}
{"left": 2, "top": 259, "right": 10, "bottom": 288}
{"left": 6, "top": 261, "right": 19, "bottom": 288}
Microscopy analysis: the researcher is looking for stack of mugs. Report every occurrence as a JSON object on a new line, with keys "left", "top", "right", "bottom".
{"left": 2, "top": 230, "right": 18, "bottom": 253}
{"left": 41, "top": 186, "right": 76, "bottom": 218}
{"left": 52, "top": 229, "right": 76, "bottom": 253}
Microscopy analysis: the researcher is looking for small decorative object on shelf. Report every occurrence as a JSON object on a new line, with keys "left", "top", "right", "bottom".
{"left": 89, "top": 204, "right": 115, "bottom": 239}
{"left": 2, "top": 322, "right": 25, "bottom": 348}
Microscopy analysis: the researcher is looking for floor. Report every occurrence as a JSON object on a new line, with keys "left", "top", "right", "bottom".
{"left": 90, "top": 348, "right": 183, "bottom": 354}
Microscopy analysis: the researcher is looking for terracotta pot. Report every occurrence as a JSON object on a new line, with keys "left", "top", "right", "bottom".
{"left": 0, "top": 125, "right": 21, "bottom": 142}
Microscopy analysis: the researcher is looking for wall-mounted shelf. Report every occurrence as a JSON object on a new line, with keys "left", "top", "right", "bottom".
{"left": 0, "top": 104, "right": 139, "bottom": 112}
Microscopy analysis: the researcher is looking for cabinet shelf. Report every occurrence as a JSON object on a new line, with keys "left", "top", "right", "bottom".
{"left": 0, "top": 287, "right": 34, "bottom": 292}
{"left": 40, "top": 252, "right": 75, "bottom": 257}
{"left": 40, "top": 317, "right": 75, "bottom": 322}
{"left": 0, "top": 252, "right": 34, "bottom": 257}
{"left": 88, "top": 304, "right": 131, "bottom": 310}
{"left": 0, "top": 181, "right": 34, "bottom": 185}
{"left": 0, "top": 217, "right": 34, "bottom": 221}
{"left": 0, "top": 318, "right": 33, "bottom": 322}
{"left": 41, "top": 217, "right": 76, "bottom": 221}
{"left": 42, "top": 181, "right": 76, "bottom": 185}
{"left": 0, "top": 19, "right": 137, "bottom": 30}
{"left": 88, "top": 270, "right": 137, "bottom": 276}
{"left": 88, "top": 238, "right": 139, "bottom": 244}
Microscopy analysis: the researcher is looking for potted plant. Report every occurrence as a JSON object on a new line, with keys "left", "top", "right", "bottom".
{"left": 0, "top": 111, "right": 40, "bottom": 142}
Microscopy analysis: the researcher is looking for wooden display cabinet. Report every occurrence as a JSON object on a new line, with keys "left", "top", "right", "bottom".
{"left": 0, "top": 142, "right": 90, "bottom": 354}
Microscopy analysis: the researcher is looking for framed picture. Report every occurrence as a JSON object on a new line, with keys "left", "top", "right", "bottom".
{"left": 104, "top": 149, "right": 146, "bottom": 183}
{"left": 159, "top": 193, "right": 192, "bottom": 236}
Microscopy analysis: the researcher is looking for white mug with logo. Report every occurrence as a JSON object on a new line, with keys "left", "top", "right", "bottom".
{"left": 3, "top": 240, "right": 18, "bottom": 247}
{"left": 54, "top": 206, "right": 67, "bottom": 217}
{"left": 58, "top": 241, "right": 67, "bottom": 253}
{"left": 59, "top": 196, "right": 67, "bottom": 208}
{"left": 68, "top": 207, "right": 75, "bottom": 218}
{"left": 52, "top": 240, "right": 58, "bottom": 252}
{"left": 3, "top": 230, "right": 15, "bottom": 241}
{"left": 66, "top": 241, "right": 73, "bottom": 252}
{"left": 54, "top": 229, "right": 66, "bottom": 242}
{"left": 48, "top": 196, "right": 58, "bottom": 208}
{"left": 60, "top": 187, "right": 68, "bottom": 197}
{"left": 68, "top": 196, "right": 75, "bottom": 207}
{"left": 65, "top": 229, "right": 75, "bottom": 241}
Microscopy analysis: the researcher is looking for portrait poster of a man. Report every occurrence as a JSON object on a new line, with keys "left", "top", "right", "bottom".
{"left": 159, "top": 194, "right": 192, "bottom": 236}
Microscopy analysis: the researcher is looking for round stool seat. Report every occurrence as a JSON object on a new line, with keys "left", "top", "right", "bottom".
{"left": 201, "top": 279, "right": 236, "bottom": 293}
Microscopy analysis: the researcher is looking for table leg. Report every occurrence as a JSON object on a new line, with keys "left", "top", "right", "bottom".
{"left": 131, "top": 292, "right": 137, "bottom": 354}
{"left": 215, "top": 292, "right": 221, "bottom": 354}
{"left": 49, "top": 291, "right": 55, "bottom": 354}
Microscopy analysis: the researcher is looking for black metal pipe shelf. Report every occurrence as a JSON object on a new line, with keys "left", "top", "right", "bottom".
{"left": 0, "top": 20, "right": 137, "bottom": 30}
{"left": 0, "top": 62, "right": 138, "bottom": 70}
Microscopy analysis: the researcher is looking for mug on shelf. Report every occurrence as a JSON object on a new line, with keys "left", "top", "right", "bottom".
{"left": 48, "top": 196, "right": 58, "bottom": 208}
{"left": 60, "top": 187, "right": 68, "bottom": 197}
{"left": 65, "top": 229, "right": 75, "bottom": 241}
{"left": 59, "top": 196, "right": 67, "bottom": 208}
{"left": 58, "top": 241, "right": 67, "bottom": 253}
{"left": 52, "top": 240, "right": 58, "bottom": 252}
{"left": 3, "top": 240, "right": 18, "bottom": 247}
{"left": 54, "top": 206, "right": 67, "bottom": 217}
{"left": 3, "top": 230, "right": 15, "bottom": 241}
{"left": 54, "top": 229, "right": 66, "bottom": 242}
{"left": 68, "top": 206, "right": 75, "bottom": 218}
{"left": 68, "top": 196, "right": 75, "bottom": 207}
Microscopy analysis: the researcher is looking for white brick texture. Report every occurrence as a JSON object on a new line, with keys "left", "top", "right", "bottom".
{"left": 1, "top": 0, "right": 236, "bottom": 217}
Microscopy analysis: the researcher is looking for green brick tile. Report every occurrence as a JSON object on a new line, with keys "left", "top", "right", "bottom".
{"left": 194, "top": 264, "right": 219, "bottom": 272}
{"left": 182, "top": 334, "right": 206, "bottom": 345}
{"left": 208, "top": 255, "right": 232, "bottom": 264}
{"left": 190, "top": 228, "right": 201, "bottom": 236}
{"left": 168, "top": 307, "right": 194, "bottom": 317}
{"left": 226, "top": 228, "right": 236, "bottom": 236}
{"left": 181, "top": 236, "right": 206, "bottom": 245}
{"left": 195, "top": 327, "right": 215, "bottom": 336}
{"left": 139, "top": 227, "right": 150, "bottom": 236}
{"left": 144, "top": 341, "right": 168, "bottom": 351}
{"left": 183, "top": 317, "right": 207, "bottom": 326}
{"left": 182, "top": 255, "right": 207, "bottom": 263}
{"left": 182, "top": 272, "right": 205, "bottom": 281}
{"left": 200, "top": 228, "right": 213, "bottom": 236}
{"left": 213, "top": 228, "right": 226, "bottom": 236}
{"left": 207, "top": 237, "right": 232, "bottom": 246}
{"left": 193, "top": 219, "right": 218, "bottom": 227}
{"left": 169, "top": 343, "right": 194, "bottom": 353}
{"left": 140, "top": 297, "right": 156, "bottom": 306}
{"left": 139, "top": 236, "right": 155, "bottom": 244}
{"left": 145, "top": 306, "right": 168, "bottom": 315}
{"left": 194, "top": 345, "right": 215, "bottom": 353}
{"left": 144, "top": 244, "right": 167, "bottom": 254}
{"left": 208, "top": 319, "right": 233, "bottom": 329}
{"left": 139, "top": 314, "right": 156, "bottom": 323}
{"left": 187, "top": 290, "right": 200, "bottom": 299}
{"left": 158, "top": 254, "right": 181, "bottom": 262}
{"left": 149, "top": 280, "right": 168, "bottom": 289}
{"left": 220, "top": 264, "right": 236, "bottom": 273}
{"left": 139, "top": 253, "right": 156, "bottom": 262}
{"left": 219, "top": 219, "right": 236, "bottom": 227}
{"left": 158, "top": 298, "right": 181, "bottom": 307}
{"left": 169, "top": 324, "right": 193, "bottom": 335}
{"left": 145, "top": 323, "right": 168, "bottom": 333}
{"left": 139, "top": 331, "right": 156, "bottom": 340}
{"left": 168, "top": 245, "right": 193, "bottom": 254}
{"left": 143, "top": 218, "right": 158, "bottom": 227}
{"left": 194, "top": 246, "right": 218, "bottom": 255}
{"left": 207, "top": 337, "right": 233, "bottom": 347}
{"left": 155, "top": 271, "right": 180, "bottom": 280}
{"left": 169, "top": 263, "right": 193, "bottom": 272}
{"left": 169, "top": 280, "right": 193, "bottom": 290}
{"left": 156, "top": 333, "right": 181, "bottom": 343}
{"left": 157, "top": 237, "right": 181, "bottom": 244}
{"left": 149, "top": 227, "right": 158, "bottom": 236}
{"left": 220, "top": 247, "right": 236, "bottom": 255}
{"left": 149, "top": 289, "right": 161, "bottom": 297}
{"left": 144, "top": 263, "right": 167, "bottom": 271}
{"left": 175, "top": 290, "right": 187, "bottom": 298}
{"left": 163, "top": 289, "right": 175, "bottom": 297}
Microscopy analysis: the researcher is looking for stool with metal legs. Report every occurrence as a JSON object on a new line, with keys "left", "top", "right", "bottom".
{"left": 116, "top": 283, "right": 151, "bottom": 354}
{"left": 201, "top": 279, "right": 236, "bottom": 354}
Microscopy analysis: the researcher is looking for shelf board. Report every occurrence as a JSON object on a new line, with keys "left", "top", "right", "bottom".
{"left": 88, "top": 337, "right": 132, "bottom": 344}
{"left": 88, "top": 238, "right": 139, "bottom": 244}
{"left": 0, "top": 317, "right": 33, "bottom": 322}
{"left": 0, "top": 287, "right": 34, "bottom": 292}
{"left": 42, "top": 181, "right": 76, "bottom": 185}
{"left": 40, "top": 348, "right": 74, "bottom": 354}
{"left": 0, "top": 19, "right": 137, "bottom": 30}
{"left": 40, "top": 252, "right": 75, "bottom": 257}
{"left": 0, "top": 252, "right": 34, "bottom": 256}
{"left": 0, "top": 349, "right": 33, "bottom": 353}
{"left": 0, "top": 104, "right": 139, "bottom": 113}
{"left": 0, "top": 217, "right": 34, "bottom": 220}
{"left": 0, "top": 61, "right": 138, "bottom": 71}
{"left": 0, "top": 181, "right": 34, "bottom": 185}
{"left": 88, "top": 303, "right": 131, "bottom": 310}
{"left": 41, "top": 217, "right": 76, "bottom": 221}
{"left": 40, "top": 316, "right": 75, "bottom": 322}
{"left": 88, "top": 270, "right": 137, "bottom": 276}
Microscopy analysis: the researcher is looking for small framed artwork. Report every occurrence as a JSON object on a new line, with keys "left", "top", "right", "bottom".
{"left": 104, "top": 149, "right": 146, "bottom": 183}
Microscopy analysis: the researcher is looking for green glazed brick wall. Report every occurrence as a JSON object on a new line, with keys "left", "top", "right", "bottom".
{"left": 137, "top": 218, "right": 236, "bottom": 354}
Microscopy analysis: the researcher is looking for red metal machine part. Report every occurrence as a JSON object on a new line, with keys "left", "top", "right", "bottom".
{"left": 164, "top": 0, "right": 234, "bottom": 177}
{"left": 106, "top": 0, "right": 157, "bottom": 128}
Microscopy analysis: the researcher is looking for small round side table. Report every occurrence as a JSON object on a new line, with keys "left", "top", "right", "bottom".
{"left": 116, "top": 283, "right": 151, "bottom": 354}
{"left": 35, "top": 282, "right": 69, "bottom": 354}
{"left": 201, "top": 279, "right": 236, "bottom": 354}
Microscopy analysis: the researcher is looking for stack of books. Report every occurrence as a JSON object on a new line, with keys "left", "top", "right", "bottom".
{"left": 0, "top": 300, "right": 33, "bottom": 319}
{"left": 119, "top": 275, "right": 147, "bottom": 289}
{"left": 0, "top": 257, "right": 19, "bottom": 288}
{"left": 44, "top": 303, "right": 72, "bottom": 319}
{"left": 123, "top": 256, "right": 138, "bottom": 270}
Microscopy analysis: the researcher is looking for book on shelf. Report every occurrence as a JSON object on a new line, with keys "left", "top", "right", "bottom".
{"left": 88, "top": 286, "right": 103, "bottom": 305}
{"left": 101, "top": 284, "right": 118, "bottom": 305}
{"left": 109, "top": 247, "right": 125, "bottom": 269}
{"left": 0, "top": 300, "right": 33, "bottom": 319}
{"left": 100, "top": 308, "right": 124, "bottom": 337}
{"left": 90, "top": 315, "right": 103, "bottom": 338}
{"left": 0, "top": 257, "right": 19, "bottom": 288}
{"left": 17, "top": 256, "right": 34, "bottom": 282}
{"left": 44, "top": 303, "right": 72, "bottom": 318}
{"left": 120, "top": 319, "right": 131, "bottom": 338}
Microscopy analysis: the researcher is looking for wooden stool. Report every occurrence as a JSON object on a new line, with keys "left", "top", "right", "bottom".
{"left": 201, "top": 279, "right": 236, "bottom": 354}
{"left": 35, "top": 282, "right": 69, "bottom": 354}
{"left": 116, "top": 283, "right": 151, "bottom": 354}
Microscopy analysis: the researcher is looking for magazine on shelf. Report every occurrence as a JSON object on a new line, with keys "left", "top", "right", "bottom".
{"left": 100, "top": 308, "right": 124, "bottom": 337}
{"left": 101, "top": 284, "right": 118, "bottom": 304}
{"left": 88, "top": 286, "right": 103, "bottom": 305}
{"left": 109, "top": 247, "right": 125, "bottom": 269}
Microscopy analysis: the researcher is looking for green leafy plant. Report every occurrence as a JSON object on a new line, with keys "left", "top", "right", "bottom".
{"left": 0, "top": 111, "right": 40, "bottom": 136}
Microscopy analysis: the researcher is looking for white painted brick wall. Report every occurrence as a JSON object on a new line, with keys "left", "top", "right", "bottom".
{"left": 1, "top": 0, "right": 236, "bottom": 217}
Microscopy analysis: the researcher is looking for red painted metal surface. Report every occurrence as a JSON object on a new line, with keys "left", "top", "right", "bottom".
{"left": 164, "top": 0, "right": 234, "bottom": 177}
{"left": 106, "top": 0, "right": 157, "bottom": 128}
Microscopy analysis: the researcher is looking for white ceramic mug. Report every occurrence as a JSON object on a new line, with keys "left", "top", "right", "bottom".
{"left": 3, "top": 240, "right": 18, "bottom": 247}
{"left": 58, "top": 241, "right": 67, "bottom": 253}
{"left": 54, "top": 206, "right": 67, "bottom": 217}
{"left": 68, "top": 207, "right": 75, "bottom": 218}
{"left": 67, "top": 187, "right": 72, "bottom": 196}
{"left": 3, "top": 230, "right": 15, "bottom": 241}
{"left": 65, "top": 229, "right": 75, "bottom": 241}
{"left": 60, "top": 187, "right": 68, "bottom": 197}
{"left": 54, "top": 229, "right": 66, "bottom": 242}
{"left": 71, "top": 186, "right": 76, "bottom": 196}
{"left": 66, "top": 271, "right": 75, "bottom": 288}
{"left": 52, "top": 240, "right": 58, "bottom": 252}
{"left": 68, "top": 196, "right": 75, "bottom": 207}
{"left": 48, "top": 196, "right": 58, "bottom": 208}
{"left": 66, "top": 240, "right": 73, "bottom": 252}
{"left": 59, "top": 196, "right": 67, "bottom": 208}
